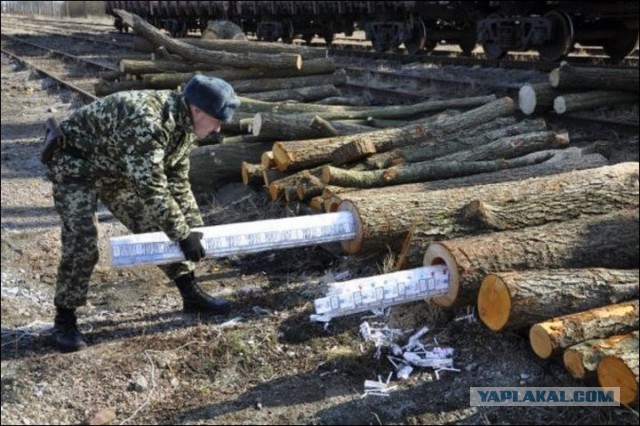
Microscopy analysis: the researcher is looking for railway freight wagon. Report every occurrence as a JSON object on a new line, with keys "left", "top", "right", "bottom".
{"left": 105, "top": 0, "right": 639, "bottom": 62}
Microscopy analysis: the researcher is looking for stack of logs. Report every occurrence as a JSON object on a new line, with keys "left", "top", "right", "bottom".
{"left": 518, "top": 61, "right": 639, "bottom": 115}
{"left": 106, "top": 11, "right": 638, "bottom": 402}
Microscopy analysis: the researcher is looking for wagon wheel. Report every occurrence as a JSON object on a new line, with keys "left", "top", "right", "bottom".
{"left": 481, "top": 13, "right": 507, "bottom": 60}
{"left": 538, "top": 10, "right": 574, "bottom": 62}
{"left": 404, "top": 16, "right": 426, "bottom": 55}
{"left": 602, "top": 26, "right": 638, "bottom": 63}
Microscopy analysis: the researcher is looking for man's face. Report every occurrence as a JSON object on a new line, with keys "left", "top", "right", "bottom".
{"left": 190, "top": 105, "right": 222, "bottom": 139}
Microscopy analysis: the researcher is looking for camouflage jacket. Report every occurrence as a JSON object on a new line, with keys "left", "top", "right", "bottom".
{"left": 59, "top": 90, "right": 202, "bottom": 241}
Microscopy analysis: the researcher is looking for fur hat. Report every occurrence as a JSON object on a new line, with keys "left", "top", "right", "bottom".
{"left": 183, "top": 75, "right": 240, "bottom": 123}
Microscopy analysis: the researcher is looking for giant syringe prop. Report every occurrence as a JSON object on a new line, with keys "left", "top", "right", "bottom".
{"left": 109, "top": 211, "right": 356, "bottom": 268}
{"left": 313, "top": 265, "right": 450, "bottom": 319}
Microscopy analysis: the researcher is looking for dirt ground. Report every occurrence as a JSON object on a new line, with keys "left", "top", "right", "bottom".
{"left": 2, "top": 44, "right": 639, "bottom": 425}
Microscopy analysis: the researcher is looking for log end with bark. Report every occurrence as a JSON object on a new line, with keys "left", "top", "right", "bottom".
{"left": 423, "top": 243, "right": 460, "bottom": 308}
{"left": 477, "top": 273, "right": 512, "bottom": 332}
{"left": 529, "top": 323, "right": 555, "bottom": 359}
{"left": 336, "top": 200, "right": 364, "bottom": 253}
{"left": 597, "top": 354, "right": 639, "bottom": 405}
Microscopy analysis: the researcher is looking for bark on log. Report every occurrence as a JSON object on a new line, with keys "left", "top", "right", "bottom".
{"left": 261, "top": 168, "right": 289, "bottom": 187}
{"left": 435, "top": 130, "right": 569, "bottom": 162}
{"left": 564, "top": 331, "right": 639, "bottom": 381}
{"left": 244, "top": 84, "right": 341, "bottom": 102}
{"left": 554, "top": 91, "right": 639, "bottom": 114}
{"left": 338, "top": 163, "right": 639, "bottom": 259}
{"left": 315, "top": 96, "right": 369, "bottom": 106}
{"left": 252, "top": 113, "right": 325, "bottom": 141}
{"left": 131, "top": 34, "right": 327, "bottom": 59}
{"left": 367, "top": 118, "right": 545, "bottom": 169}
{"left": 239, "top": 94, "right": 497, "bottom": 117}
{"left": 331, "top": 138, "right": 377, "bottom": 166}
{"left": 113, "top": 10, "right": 302, "bottom": 70}
{"left": 325, "top": 153, "right": 552, "bottom": 189}
{"left": 120, "top": 59, "right": 221, "bottom": 75}
{"left": 549, "top": 62, "right": 640, "bottom": 93}
{"left": 422, "top": 210, "right": 639, "bottom": 308}
{"left": 188, "top": 142, "right": 273, "bottom": 194}
{"left": 310, "top": 116, "right": 340, "bottom": 137}
{"left": 518, "top": 83, "right": 562, "bottom": 115}
{"left": 597, "top": 349, "right": 639, "bottom": 404}
{"left": 267, "top": 167, "right": 323, "bottom": 201}
{"left": 296, "top": 174, "right": 326, "bottom": 201}
{"left": 273, "top": 97, "right": 513, "bottom": 172}
{"left": 529, "top": 300, "right": 639, "bottom": 359}
{"left": 141, "top": 57, "right": 337, "bottom": 89}
{"left": 328, "top": 147, "right": 608, "bottom": 202}
{"left": 478, "top": 269, "right": 639, "bottom": 332}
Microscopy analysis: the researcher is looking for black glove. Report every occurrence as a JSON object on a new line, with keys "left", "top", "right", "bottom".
{"left": 179, "top": 232, "right": 206, "bottom": 262}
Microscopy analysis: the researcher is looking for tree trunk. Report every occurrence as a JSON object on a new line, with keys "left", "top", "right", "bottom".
{"left": 325, "top": 153, "right": 552, "bottom": 189}
{"left": 549, "top": 62, "right": 640, "bottom": 93}
{"left": 253, "top": 113, "right": 325, "bottom": 141}
{"left": 113, "top": 10, "right": 302, "bottom": 70}
{"left": 328, "top": 147, "right": 608, "bottom": 203}
{"left": 554, "top": 91, "right": 638, "bottom": 114}
{"left": 244, "top": 84, "right": 341, "bottom": 102}
{"left": 564, "top": 331, "right": 639, "bottom": 381}
{"left": 518, "top": 83, "right": 561, "bottom": 115}
{"left": 119, "top": 58, "right": 221, "bottom": 74}
{"left": 367, "top": 118, "right": 547, "bottom": 168}
{"left": 131, "top": 34, "right": 327, "bottom": 59}
{"left": 267, "top": 167, "right": 323, "bottom": 201}
{"left": 331, "top": 138, "right": 377, "bottom": 166}
{"left": 478, "top": 269, "right": 639, "bottom": 332}
{"left": 529, "top": 300, "right": 639, "bottom": 359}
{"left": 422, "top": 210, "right": 639, "bottom": 308}
{"left": 141, "top": 57, "right": 337, "bottom": 89}
{"left": 239, "top": 94, "right": 497, "bottom": 117}
{"left": 435, "top": 130, "right": 569, "bottom": 162}
{"left": 273, "top": 97, "right": 513, "bottom": 171}
{"left": 188, "top": 142, "right": 272, "bottom": 194}
{"left": 597, "top": 350, "right": 639, "bottom": 404}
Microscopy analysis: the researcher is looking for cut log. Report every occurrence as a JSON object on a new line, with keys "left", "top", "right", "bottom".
{"left": 325, "top": 153, "right": 552, "bottom": 189}
{"left": 564, "top": 331, "right": 639, "bottom": 381}
{"left": 273, "top": 97, "right": 513, "bottom": 172}
{"left": 241, "top": 162, "right": 265, "bottom": 186}
{"left": 266, "top": 167, "right": 323, "bottom": 201}
{"left": 329, "top": 146, "right": 608, "bottom": 202}
{"left": 422, "top": 209, "right": 639, "bottom": 308}
{"left": 310, "top": 116, "right": 340, "bottom": 137}
{"left": 435, "top": 130, "right": 569, "bottom": 162}
{"left": 553, "top": 90, "right": 639, "bottom": 114}
{"left": 113, "top": 9, "right": 302, "bottom": 70}
{"left": 252, "top": 113, "right": 324, "bottom": 141}
{"left": 141, "top": 57, "right": 337, "bottom": 89}
{"left": 309, "top": 196, "right": 325, "bottom": 211}
{"left": 597, "top": 350, "right": 639, "bottom": 404}
{"left": 518, "top": 83, "right": 561, "bottom": 115}
{"left": 261, "top": 151, "right": 275, "bottom": 169}
{"left": 549, "top": 61, "right": 640, "bottom": 93}
{"left": 221, "top": 135, "right": 264, "bottom": 144}
{"left": 243, "top": 84, "right": 341, "bottom": 102}
{"left": 239, "top": 94, "right": 497, "bottom": 117}
{"left": 131, "top": 33, "right": 327, "bottom": 59}
{"left": 478, "top": 269, "right": 639, "bottom": 332}
{"left": 365, "top": 116, "right": 530, "bottom": 169}
{"left": 331, "top": 138, "right": 377, "bottom": 166}
{"left": 261, "top": 168, "right": 289, "bottom": 187}
{"left": 120, "top": 59, "right": 222, "bottom": 75}
{"left": 188, "top": 142, "right": 273, "bottom": 194}
{"left": 529, "top": 300, "right": 639, "bottom": 359}
{"left": 296, "top": 174, "right": 326, "bottom": 201}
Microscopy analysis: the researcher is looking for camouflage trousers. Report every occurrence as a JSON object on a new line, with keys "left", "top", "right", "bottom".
{"left": 48, "top": 152, "right": 197, "bottom": 310}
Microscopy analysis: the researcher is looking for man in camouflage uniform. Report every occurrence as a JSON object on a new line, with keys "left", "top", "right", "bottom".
{"left": 44, "top": 75, "right": 240, "bottom": 352}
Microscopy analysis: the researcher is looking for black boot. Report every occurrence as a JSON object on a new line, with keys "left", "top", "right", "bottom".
{"left": 175, "top": 273, "right": 231, "bottom": 315}
{"left": 53, "top": 308, "right": 87, "bottom": 353}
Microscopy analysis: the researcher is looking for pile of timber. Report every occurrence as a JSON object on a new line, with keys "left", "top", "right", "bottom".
{"left": 518, "top": 62, "right": 639, "bottom": 115}
{"left": 100, "top": 10, "right": 341, "bottom": 104}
